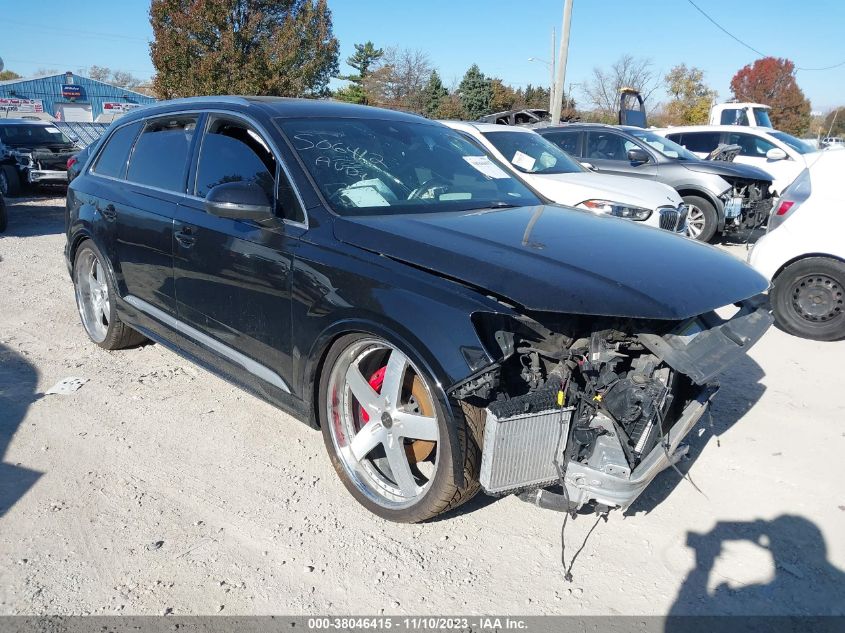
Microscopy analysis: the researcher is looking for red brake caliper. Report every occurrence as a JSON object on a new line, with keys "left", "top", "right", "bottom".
{"left": 360, "top": 366, "right": 386, "bottom": 424}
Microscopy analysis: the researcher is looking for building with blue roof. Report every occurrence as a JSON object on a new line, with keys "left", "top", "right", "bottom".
{"left": 0, "top": 71, "right": 156, "bottom": 123}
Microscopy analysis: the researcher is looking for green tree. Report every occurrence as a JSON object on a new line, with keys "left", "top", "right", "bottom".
{"left": 422, "top": 70, "right": 448, "bottom": 117}
{"left": 822, "top": 107, "right": 845, "bottom": 138}
{"left": 663, "top": 64, "right": 717, "bottom": 125}
{"left": 458, "top": 64, "right": 492, "bottom": 120}
{"left": 435, "top": 93, "right": 465, "bottom": 120}
{"left": 730, "top": 57, "right": 811, "bottom": 135}
{"left": 0, "top": 70, "right": 22, "bottom": 81}
{"left": 149, "top": 0, "right": 339, "bottom": 99}
{"left": 336, "top": 40, "right": 384, "bottom": 105}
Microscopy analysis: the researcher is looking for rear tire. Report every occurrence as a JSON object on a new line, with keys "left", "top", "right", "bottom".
{"left": 318, "top": 333, "right": 483, "bottom": 523}
{"left": 683, "top": 195, "right": 718, "bottom": 242}
{"left": 0, "top": 166, "right": 21, "bottom": 197}
{"left": 0, "top": 195, "right": 7, "bottom": 232}
{"left": 771, "top": 257, "right": 845, "bottom": 341}
{"left": 72, "top": 240, "right": 146, "bottom": 349}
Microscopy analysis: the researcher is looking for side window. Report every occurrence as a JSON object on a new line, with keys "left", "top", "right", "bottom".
{"left": 720, "top": 108, "right": 749, "bottom": 125}
{"left": 195, "top": 117, "right": 277, "bottom": 202}
{"left": 195, "top": 116, "right": 304, "bottom": 223}
{"left": 542, "top": 131, "right": 580, "bottom": 155}
{"left": 728, "top": 133, "right": 776, "bottom": 157}
{"left": 126, "top": 116, "right": 197, "bottom": 192}
{"left": 680, "top": 132, "right": 721, "bottom": 154}
{"left": 586, "top": 131, "right": 627, "bottom": 161}
{"left": 91, "top": 122, "right": 142, "bottom": 179}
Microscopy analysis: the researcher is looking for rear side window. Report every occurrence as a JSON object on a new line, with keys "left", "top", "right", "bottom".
{"left": 195, "top": 117, "right": 276, "bottom": 201}
{"left": 676, "top": 132, "right": 721, "bottom": 154}
{"left": 92, "top": 122, "right": 141, "bottom": 179}
{"left": 541, "top": 130, "right": 580, "bottom": 155}
{"left": 127, "top": 116, "right": 197, "bottom": 192}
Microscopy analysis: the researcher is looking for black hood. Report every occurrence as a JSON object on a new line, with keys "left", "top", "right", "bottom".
{"left": 682, "top": 160, "right": 773, "bottom": 182}
{"left": 334, "top": 204, "right": 769, "bottom": 320}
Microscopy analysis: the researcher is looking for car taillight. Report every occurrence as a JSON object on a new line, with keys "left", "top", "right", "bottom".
{"left": 775, "top": 200, "right": 794, "bottom": 216}
{"left": 67, "top": 156, "right": 78, "bottom": 170}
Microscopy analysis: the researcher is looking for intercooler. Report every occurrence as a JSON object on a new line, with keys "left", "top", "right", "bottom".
{"left": 479, "top": 406, "right": 573, "bottom": 495}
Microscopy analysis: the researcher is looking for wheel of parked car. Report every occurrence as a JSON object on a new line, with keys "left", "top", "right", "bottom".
{"left": 0, "top": 194, "right": 7, "bottom": 232}
{"left": 319, "top": 333, "right": 484, "bottom": 523}
{"left": 771, "top": 257, "right": 845, "bottom": 341}
{"left": 682, "top": 195, "right": 718, "bottom": 242}
{"left": 72, "top": 241, "right": 146, "bottom": 349}
{"left": 0, "top": 165, "right": 21, "bottom": 197}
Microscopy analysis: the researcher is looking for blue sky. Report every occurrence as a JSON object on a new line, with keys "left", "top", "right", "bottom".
{"left": 1, "top": 0, "right": 843, "bottom": 110}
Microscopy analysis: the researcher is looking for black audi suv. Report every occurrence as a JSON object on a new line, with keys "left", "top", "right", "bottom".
{"left": 66, "top": 97, "right": 772, "bottom": 523}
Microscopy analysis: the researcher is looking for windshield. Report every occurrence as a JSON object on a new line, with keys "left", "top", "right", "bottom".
{"left": 770, "top": 131, "right": 816, "bottom": 155}
{"left": 279, "top": 118, "right": 541, "bottom": 216}
{"left": 0, "top": 124, "right": 74, "bottom": 147}
{"left": 481, "top": 130, "right": 585, "bottom": 174}
{"left": 626, "top": 128, "right": 699, "bottom": 161}
{"left": 753, "top": 107, "right": 773, "bottom": 128}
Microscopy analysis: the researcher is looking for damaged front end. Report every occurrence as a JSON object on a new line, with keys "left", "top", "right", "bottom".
{"left": 720, "top": 177, "right": 773, "bottom": 234}
{"left": 450, "top": 295, "right": 772, "bottom": 513}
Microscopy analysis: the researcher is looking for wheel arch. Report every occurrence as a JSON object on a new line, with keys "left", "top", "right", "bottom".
{"left": 303, "top": 314, "right": 483, "bottom": 489}
{"left": 772, "top": 252, "right": 845, "bottom": 283}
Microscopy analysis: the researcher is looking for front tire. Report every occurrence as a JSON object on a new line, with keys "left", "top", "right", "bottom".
{"left": 771, "top": 257, "right": 845, "bottom": 341}
{"left": 0, "top": 166, "right": 21, "bottom": 197}
{"left": 683, "top": 195, "right": 718, "bottom": 242}
{"left": 72, "top": 241, "right": 146, "bottom": 349}
{"left": 318, "top": 333, "right": 483, "bottom": 523}
{"left": 0, "top": 195, "right": 7, "bottom": 232}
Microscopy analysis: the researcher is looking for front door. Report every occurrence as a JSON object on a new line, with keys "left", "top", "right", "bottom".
{"left": 584, "top": 130, "right": 659, "bottom": 180}
{"left": 173, "top": 114, "right": 303, "bottom": 397}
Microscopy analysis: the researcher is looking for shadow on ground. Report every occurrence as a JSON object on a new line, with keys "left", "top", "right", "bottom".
{"left": 1, "top": 193, "right": 66, "bottom": 238}
{"left": 0, "top": 343, "right": 44, "bottom": 517}
{"left": 666, "top": 515, "right": 845, "bottom": 621}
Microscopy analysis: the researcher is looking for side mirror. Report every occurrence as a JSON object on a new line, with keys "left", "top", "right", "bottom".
{"left": 580, "top": 161, "right": 598, "bottom": 171}
{"left": 627, "top": 148, "right": 650, "bottom": 164}
{"left": 205, "top": 181, "right": 274, "bottom": 220}
{"left": 766, "top": 147, "right": 788, "bottom": 161}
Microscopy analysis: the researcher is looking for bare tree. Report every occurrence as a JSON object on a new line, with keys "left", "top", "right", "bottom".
{"left": 582, "top": 55, "right": 659, "bottom": 121}
{"left": 363, "top": 47, "right": 432, "bottom": 113}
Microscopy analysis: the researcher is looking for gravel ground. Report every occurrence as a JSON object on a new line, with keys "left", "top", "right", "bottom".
{"left": 0, "top": 196, "right": 843, "bottom": 616}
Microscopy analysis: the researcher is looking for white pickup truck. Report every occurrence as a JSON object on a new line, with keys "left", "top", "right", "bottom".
{"left": 710, "top": 102, "right": 773, "bottom": 128}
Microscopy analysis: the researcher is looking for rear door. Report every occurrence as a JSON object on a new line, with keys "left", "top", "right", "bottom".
{"left": 584, "top": 130, "right": 658, "bottom": 180}
{"left": 173, "top": 113, "right": 305, "bottom": 396}
{"left": 114, "top": 115, "right": 199, "bottom": 318}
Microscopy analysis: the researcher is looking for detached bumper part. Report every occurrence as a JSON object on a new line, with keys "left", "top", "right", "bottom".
{"left": 637, "top": 295, "right": 772, "bottom": 385}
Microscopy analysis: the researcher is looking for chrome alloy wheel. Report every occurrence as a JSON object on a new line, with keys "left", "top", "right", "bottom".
{"left": 74, "top": 249, "right": 111, "bottom": 343}
{"left": 326, "top": 339, "right": 440, "bottom": 509}
{"left": 686, "top": 205, "right": 705, "bottom": 240}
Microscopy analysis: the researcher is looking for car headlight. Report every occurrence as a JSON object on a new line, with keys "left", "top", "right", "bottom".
{"left": 577, "top": 199, "right": 653, "bottom": 221}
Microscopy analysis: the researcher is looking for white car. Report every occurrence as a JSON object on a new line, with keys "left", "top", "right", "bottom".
{"left": 442, "top": 121, "right": 688, "bottom": 234}
{"left": 657, "top": 125, "right": 820, "bottom": 196}
{"left": 749, "top": 151, "right": 845, "bottom": 341}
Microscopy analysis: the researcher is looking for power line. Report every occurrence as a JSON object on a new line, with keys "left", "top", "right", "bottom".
{"left": 685, "top": 0, "right": 845, "bottom": 72}
{"left": 2, "top": 19, "right": 150, "bottom": 43}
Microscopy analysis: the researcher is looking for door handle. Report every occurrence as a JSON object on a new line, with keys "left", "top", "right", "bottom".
{"left": 175, "top": 225, "right": 197, "bottom": 248}
{"left": 100, "top": 204, "right": 117, "bottom": 221}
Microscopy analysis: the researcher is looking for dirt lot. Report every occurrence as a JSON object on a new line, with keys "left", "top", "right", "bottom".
{"left": 1, "top": 196, "right": 843, "bottom": 616}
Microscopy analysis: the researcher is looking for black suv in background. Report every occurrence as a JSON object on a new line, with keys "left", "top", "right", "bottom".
{"left": 536, "top": 124, "right": 775, "bottom": 242}
{"left": 0, "top": 119, "right": 78, "bottom": 195}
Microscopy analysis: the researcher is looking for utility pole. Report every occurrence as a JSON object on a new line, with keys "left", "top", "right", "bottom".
{"left": 551, "top": 0, "right": 574, "bottom": 123}
{"left": 549, "top": 27, "right": 556, "bottom": 114}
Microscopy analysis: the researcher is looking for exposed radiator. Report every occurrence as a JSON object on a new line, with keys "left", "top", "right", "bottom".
{"left": 479, "top": 406, "right": 573, "bottom": 495}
